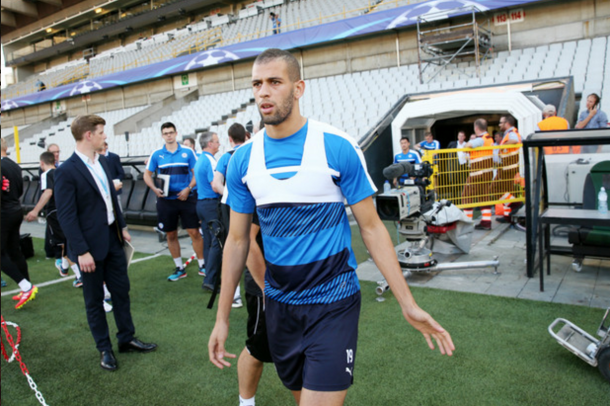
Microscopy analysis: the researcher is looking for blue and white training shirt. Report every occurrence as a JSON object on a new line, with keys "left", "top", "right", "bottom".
{"left": 226, "top": 120, "right": 376, "bottom": 305}
{"left": 418, "top": 139, "right": 440, "bottom": 150}
{"left": 147, "top": 144, "right": 197, "bottom": 199}
{"left": 394, "top": 150, "right": 422, "bottom": 184}
{"left": 194, "top": 151, "right": 220, "bottom": 200}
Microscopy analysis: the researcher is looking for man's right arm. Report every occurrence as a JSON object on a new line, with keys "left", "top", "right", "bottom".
{"left": 54, "top": 167, "right": 90, "bottom": 258}
{"left": 143, "top": 169, "right": 164, "bottom": 198}
{"left": 208, "top": 210, "right": 253, "bottom": 369}
{"left": 25, "top": 189, "right": 52, "bottom": 221}
{"left": 575, "top": 109, "right": 596, "bottom": 129}
{"left": 246, "top": 222, "right": 266, "bottom": 291}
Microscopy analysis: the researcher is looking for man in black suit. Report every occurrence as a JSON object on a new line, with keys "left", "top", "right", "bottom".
{"left": 99, "top": 141, "right": 125, "bottom": 209}
{"left": 55, "top": 115, "right": 156, "bottom": 371}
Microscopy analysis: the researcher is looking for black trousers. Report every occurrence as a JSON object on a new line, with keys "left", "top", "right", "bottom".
{"left": 81, "top": 225, "right": 135, "bottom": 352}
{"left": 1, "top": 208, "right": 30, "bottom": 284}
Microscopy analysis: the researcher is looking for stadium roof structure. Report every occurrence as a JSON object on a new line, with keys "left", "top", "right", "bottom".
{"left": 1, "top": 0, "right": 547, "bottom": 113}
{"left": 390, "top": 86, "right": 544, "bottom": 156}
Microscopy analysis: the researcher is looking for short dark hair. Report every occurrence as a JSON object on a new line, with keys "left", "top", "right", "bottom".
{"left": 161, "top": 122, "right": 176, "bottom": 133}
{"left": 588, "top": 93, "right": 600, "bottom": 105}
{"left": 400, "top": 136, "right": 410, "bottom": 143}
{"left": 474, "top": 118, "right": 487, "bottom": 132}
{"left": 228, "top": 123, "right": 247, "bottom": 144}
{"left": 502, "top": 115, "right": 516, "bottom": 127}
{"left": 254, "top": 48, "right": 301, "bottom": 82}
{"left": 183, "top": 137, "right": 195, "bottom": 148}
{"left": 71, "top": 115, "right": 106, "bottom": 141}
{"left": 424, "top": 131, "right": 433, "bottom": 138}
{"left": 40, "top": 151, "right": 55, "bottom": 166}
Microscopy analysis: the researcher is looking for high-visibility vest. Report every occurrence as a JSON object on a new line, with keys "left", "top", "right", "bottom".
{"left": 539, "top": 116, "right": 570, "bottom": 154}
{"left": 470, "top": 133, "right": 494, "bottom": 161}
{"left": 500, "top": 128, "right": 521, "bottom": 155}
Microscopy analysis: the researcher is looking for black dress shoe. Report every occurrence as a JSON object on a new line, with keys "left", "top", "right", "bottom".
{"left": 100, "top": 350, "right": 117, "bottom": 371}
{"left": 474, "top": 223, "right": 491, "bottom": 230}
{"left": 118, "top": 338, "right": 157, "bottom": 353}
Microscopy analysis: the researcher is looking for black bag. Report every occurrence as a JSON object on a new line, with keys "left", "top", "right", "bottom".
{"left": 20, "top": 233, "right": 35, "bottom": 259}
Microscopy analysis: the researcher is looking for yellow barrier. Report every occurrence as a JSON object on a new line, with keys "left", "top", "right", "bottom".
{"left": 421, "top": 144, "right": 525, "bottom": 209}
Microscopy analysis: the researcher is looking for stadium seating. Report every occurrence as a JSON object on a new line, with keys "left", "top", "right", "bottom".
{"left": 123, "top": 174, "right": 150, "bottom": 222}
{"left": 21, "top": 176, "right": 40, "bottom": 213}
{"left": 6, "top": 34, "right": 608, "bottom": 164}
{"left": 120, "top": 173, "right": 135, "bottom": 211}
{"left": 3, "top": 0, "right": 424, "bottom": 95}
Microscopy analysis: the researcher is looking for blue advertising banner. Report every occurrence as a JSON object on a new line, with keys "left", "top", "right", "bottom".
{"left": 1, "top": 0, "right": 543, "bottom": 112}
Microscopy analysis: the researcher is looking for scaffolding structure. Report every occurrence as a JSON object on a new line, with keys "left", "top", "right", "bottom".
{"left": 417, "top": 6, "right": 492, "bottom": 84}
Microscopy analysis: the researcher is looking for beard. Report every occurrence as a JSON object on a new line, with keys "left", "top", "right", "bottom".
{"left": 259, "top": 90, "right": 294, "bottom": 126}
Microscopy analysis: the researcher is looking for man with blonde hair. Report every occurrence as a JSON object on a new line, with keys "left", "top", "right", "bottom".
{"left": 55, "top": 115, "right": 156, "bottom": 371}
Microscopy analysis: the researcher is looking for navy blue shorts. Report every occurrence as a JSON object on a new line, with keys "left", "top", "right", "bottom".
{"left": 265, "top": 292, "right": 361, "bottom": 392}
{"left": 156, "top": 194, "right": 199, "bottom": 232}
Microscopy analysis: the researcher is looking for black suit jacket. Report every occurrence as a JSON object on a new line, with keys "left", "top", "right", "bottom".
{"left": 105, "top": 151, "right": 124, "bottom": 181}
{"left": 55, "top": 152, "right": 126, "bottom": 263}
{"left": 106, "top": 151, "right": 125, "bottom": 195}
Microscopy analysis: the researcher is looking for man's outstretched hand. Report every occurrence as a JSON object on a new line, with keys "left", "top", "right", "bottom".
{"left": 208, "top": 321, "right": 236, "bottom": 369}
{"left": 402, "top": 306, "right": 455, "bottom": 356}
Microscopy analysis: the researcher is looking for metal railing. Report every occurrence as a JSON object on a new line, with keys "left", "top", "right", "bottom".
{"left": 421, "top": 145, "right": 525, "bottom": 209}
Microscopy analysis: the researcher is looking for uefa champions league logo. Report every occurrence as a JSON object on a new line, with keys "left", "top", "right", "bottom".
{"left": 185, "top": 49, "right": 240, "bottom": 70}
{"left": 1, "top": 99, "right": 19, "bottom": 111}
{"left": 70, "top": 80, "right": 104, "bottom": 96}
{"left": 387, "top": 0, "right": 489, "bottom": 29}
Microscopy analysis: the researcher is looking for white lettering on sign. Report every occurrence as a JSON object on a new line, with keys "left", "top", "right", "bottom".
{"left": 493, "top": 8, "right": 525, "bottom": 26}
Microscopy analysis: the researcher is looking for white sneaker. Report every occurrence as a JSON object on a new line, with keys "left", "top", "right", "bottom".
{"left": 232, "top": 297, "right": 243, "bottom": 308}
{"left": 103, "top": 301, "right": 113, "bottom": 313}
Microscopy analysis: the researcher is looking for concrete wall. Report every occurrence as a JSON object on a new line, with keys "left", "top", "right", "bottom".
{"left": 3, "top": 0, "right": 609, "bottom": 128}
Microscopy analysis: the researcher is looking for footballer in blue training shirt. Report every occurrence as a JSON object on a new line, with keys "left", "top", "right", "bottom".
{"left": 393, "top": 136, "right": 422, "bottom": 186}
{"left": 208, "top": 49, "right": 455, "bottom": 406}
{"left": 415, "top": 131, "right": 441, "bottom": 152}
{"left": 144, "top": 122, "right": 205, "bottom": 281}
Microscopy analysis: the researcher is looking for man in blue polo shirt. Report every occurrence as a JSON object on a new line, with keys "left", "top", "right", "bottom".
{"left": 211, "top": 122, "right": 249, "bottom": 306}
{"left": 144, "top": 122, "right": 204, "bottom": 281}
{"left": 415, "top": 132, "right": 440, "bottom": 152}
{"left": 393, "top": 136, "right": 422, "bottom": 186}
{"left": 194, "top": 131, "right": 221, "bottom": 289}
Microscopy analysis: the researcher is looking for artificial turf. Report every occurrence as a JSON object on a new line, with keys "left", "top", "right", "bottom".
{"left": 1, "top": 238, "right": 608, "bottom": 405}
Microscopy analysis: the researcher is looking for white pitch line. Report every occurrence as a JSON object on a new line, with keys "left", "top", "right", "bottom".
{"left": 131, "top": 253, "right": 163, "bottom": 264}
{"left": 1, "top": 253, "right": 163, "bottom": 297}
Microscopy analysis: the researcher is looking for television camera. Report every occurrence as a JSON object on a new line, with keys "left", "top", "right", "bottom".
{"left": 374, "top": 161, "right": 499, "bottom": 296}
{"left": 376, "top": 161, "right": 440, "bottom": 269}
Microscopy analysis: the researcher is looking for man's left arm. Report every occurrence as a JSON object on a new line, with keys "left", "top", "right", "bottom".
{"left": 351, "top": 197, "right": 455, "bottom": 356}
{"left": 177, "top": 151, "right": 198, "bottom": 201}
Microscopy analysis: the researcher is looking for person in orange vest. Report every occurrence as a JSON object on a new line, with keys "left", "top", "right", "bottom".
{"left": 492, "top": 115, "right": 522, "bottom": 224}
{"left": 537, "top": 104, "right": 574, "bottom": 154}
{"left": 462, "top": 118, "right": 494, "bottom": 230}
